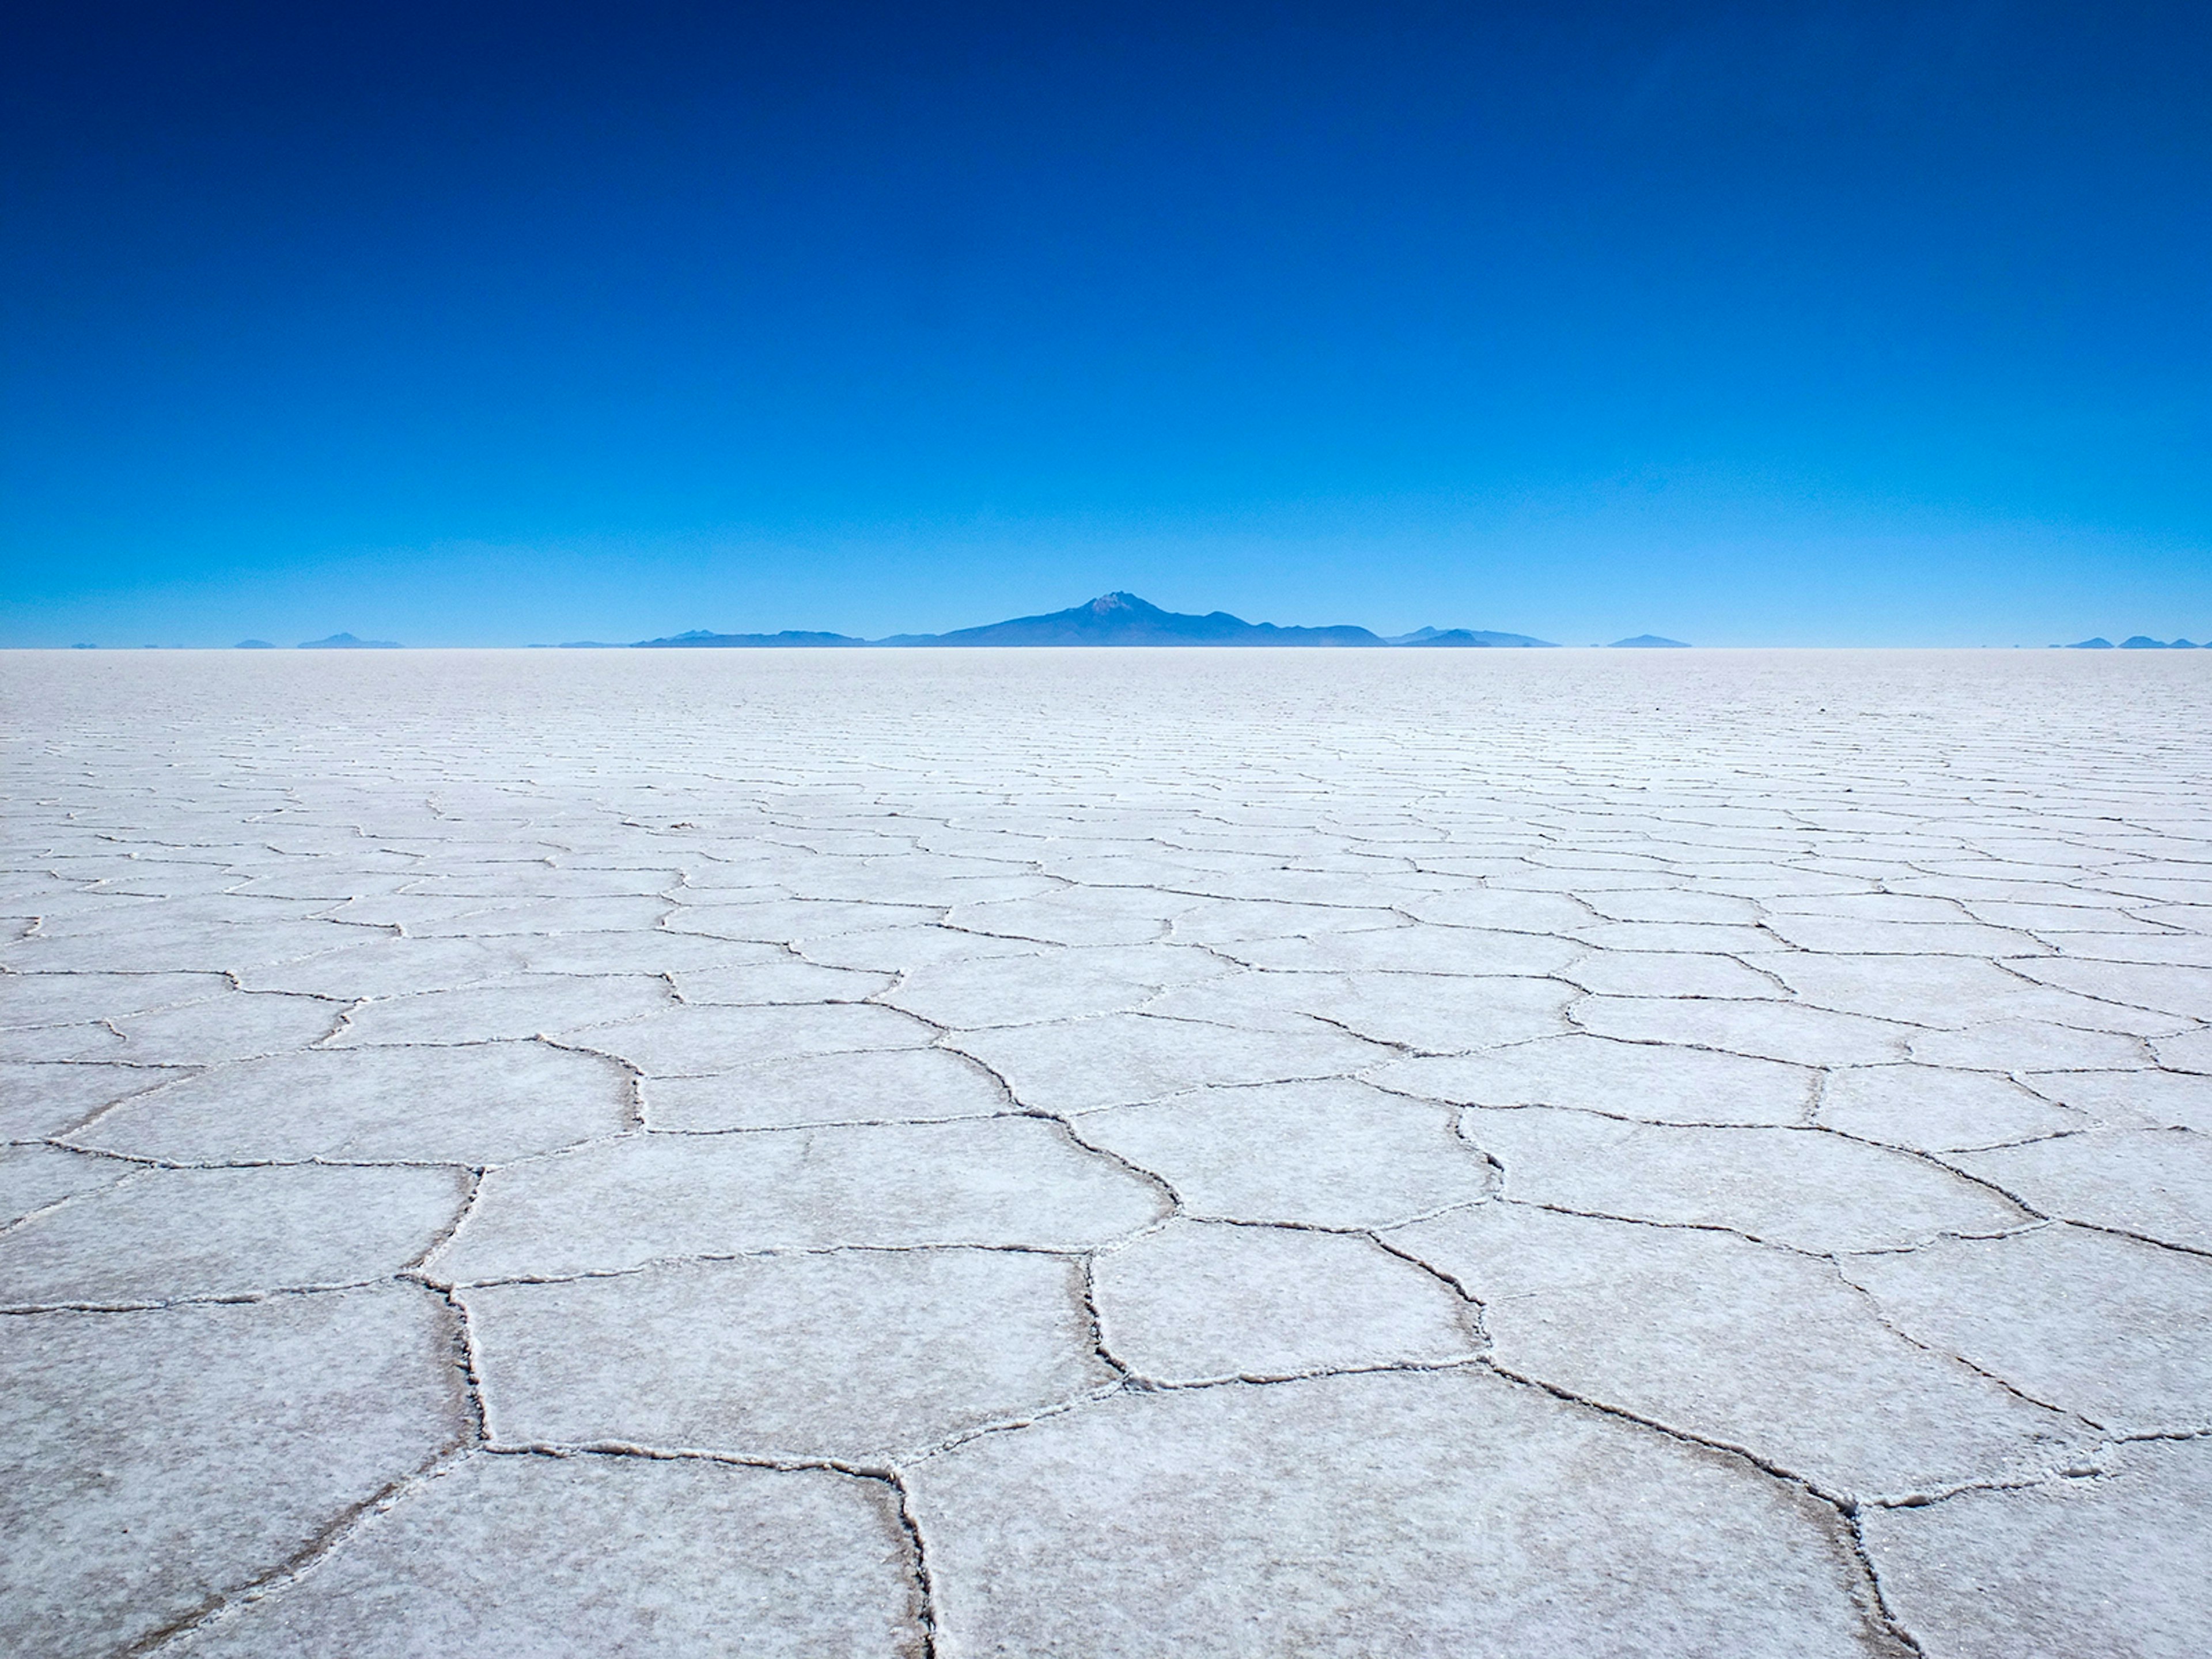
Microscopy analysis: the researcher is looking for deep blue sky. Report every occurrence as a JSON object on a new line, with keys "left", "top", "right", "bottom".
{"left": 5, "top": 1, "right": 2208, "bottom": 646}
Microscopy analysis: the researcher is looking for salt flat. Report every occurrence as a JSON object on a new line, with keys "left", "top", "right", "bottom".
{"left": 3, "top": 646, "right": 2209, "bottom": 1657}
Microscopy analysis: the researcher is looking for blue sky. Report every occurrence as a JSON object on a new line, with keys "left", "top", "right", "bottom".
{"left": 5, "top": 2, "right": 2208, "bottom": 646}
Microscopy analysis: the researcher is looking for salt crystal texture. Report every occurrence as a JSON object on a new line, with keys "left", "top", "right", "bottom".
{"left": 1, "top": 646, "right": 2206, "bottom": 1656}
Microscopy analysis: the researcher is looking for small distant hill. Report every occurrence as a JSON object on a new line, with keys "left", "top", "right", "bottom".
{"left": 299, "top": 632, "right": 400, "bottom": 649}
{"left": 1396, "top": 627, "right": 1557, "bottom": 648}
{"left": 234, "top": 639, "right": 275, "bottom": 649}
{"left": 1609, "top": 634, "right": 1690, "bottom": 648}
{"left": 634, "top": 628, "right": 865, "bottom": 648}
{"left": 2062, "top": 637, "right": 2114, "bottom": 649}
{"left": 2118, "top": 635, "right": 2200, "bottom": 649}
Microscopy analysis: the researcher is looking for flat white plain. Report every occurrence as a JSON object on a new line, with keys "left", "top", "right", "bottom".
{"left": 3, "top": 647, "right": 2207, "bottom": 1658}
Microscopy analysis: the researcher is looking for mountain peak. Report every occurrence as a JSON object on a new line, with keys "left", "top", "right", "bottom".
{"left": 912, "top": 592, "right": 1381, "bottom": 647}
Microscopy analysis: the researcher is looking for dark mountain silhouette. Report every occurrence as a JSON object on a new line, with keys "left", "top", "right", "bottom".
{"left": 299, "top": 632, "right": 400, "bottom": 649}
{"left": 2119, "top": 635, "right": 2200, "bottom": 649}
{"left": 234, "top": 639, "right": 274, "bottom": 649}
{"left": 635, "top": 628, "right": 864, "bottom": 648}
{"left": 1609, "top": 634, "right": 1690, "bottom": 648}
{"left": 2062, "top": 638, "right": 2115, "bottom": 649}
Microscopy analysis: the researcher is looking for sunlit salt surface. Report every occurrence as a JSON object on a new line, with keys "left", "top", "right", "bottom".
{"left": 3, "top": 647, "right": 2207, "bottom": 1657}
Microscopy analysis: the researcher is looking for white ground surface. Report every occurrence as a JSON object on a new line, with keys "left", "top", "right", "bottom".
{"left": 2, "top": 646, "right": 2208, "bottom": 1658}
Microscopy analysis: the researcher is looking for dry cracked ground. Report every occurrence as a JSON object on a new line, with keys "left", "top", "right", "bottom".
{"left": 2, "top": 646, "right": 2208, "bottom": 1658}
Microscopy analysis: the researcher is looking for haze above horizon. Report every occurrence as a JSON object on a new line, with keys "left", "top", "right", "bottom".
{"left": 5, "top": 2, "right": 2209, "bottom": 649}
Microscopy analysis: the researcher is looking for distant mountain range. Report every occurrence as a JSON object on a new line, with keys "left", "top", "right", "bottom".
{"left": 2061, "top": 636, "right": 2201, "bottom": 649}
{"left": 70, "top": 604, "right": 2204, "bottom": 653}
{"left": 628, "top": 592, "right": 1563, "bottom": 649}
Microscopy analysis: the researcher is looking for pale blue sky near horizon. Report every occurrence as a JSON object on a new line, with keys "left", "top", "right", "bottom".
{"left": 5, "top": 3, "right": 2209, "bottom": 649}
